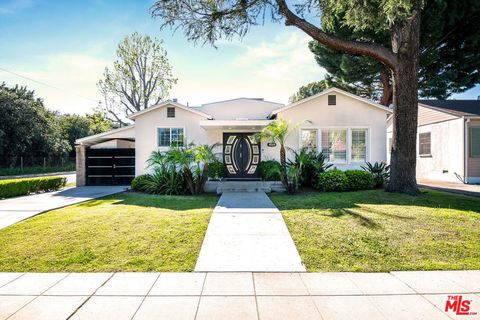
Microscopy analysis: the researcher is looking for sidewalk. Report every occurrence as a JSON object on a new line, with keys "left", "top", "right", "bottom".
{"left": 0, "top": 271, "right": 478, "bottom": 319}
{"left": 195, "top": 192, "right": 305, "bottom": 272}
{"left": 0, "top": 186, "right": 126, "bottom": 229}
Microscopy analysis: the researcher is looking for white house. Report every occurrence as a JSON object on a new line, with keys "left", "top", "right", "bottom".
{"left": 75, "top": 88, "right": 392, "bottom": 186}
{"left": 387, "top": 99, "right": 480, "bottom": 184}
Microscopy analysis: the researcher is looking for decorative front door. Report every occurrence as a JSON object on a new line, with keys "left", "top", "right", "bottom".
{"left": 223, "top": 133, "right": 261, "bottom": 179}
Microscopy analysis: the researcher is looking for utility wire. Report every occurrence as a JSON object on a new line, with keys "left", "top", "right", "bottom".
{"left": 0, "top": 66, "right": 100, "bottom": 103}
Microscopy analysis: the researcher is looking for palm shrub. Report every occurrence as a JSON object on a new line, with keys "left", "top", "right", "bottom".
{"left": 144, "top": 167, "right": 187, "bottom": 195}
{"left": 361, "top": 162, "right": 390, "bottom": 188}
{"left": 259, "top": 160, "right": 282, "bottom": 181}
{"left": 289, "top": 148, "right": 332, "bottom": 188}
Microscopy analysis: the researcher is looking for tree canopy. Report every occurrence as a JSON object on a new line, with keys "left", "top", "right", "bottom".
{"left": 0, "top": 83, "right": 70, "bottom": 163}
{"left": 302, "top": 0, "right": 480, "bottom": 105}
{"left": 98, "top": 32, "right": 177, "bottom": 125}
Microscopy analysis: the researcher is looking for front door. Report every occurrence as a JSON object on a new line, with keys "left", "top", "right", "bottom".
{"left": 223, "top": 133, "right": 261, "bottom": 179}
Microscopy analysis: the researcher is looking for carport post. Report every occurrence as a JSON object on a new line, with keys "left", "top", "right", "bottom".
{"left": 75, "top": 145, "right": 86, "bottom": 186}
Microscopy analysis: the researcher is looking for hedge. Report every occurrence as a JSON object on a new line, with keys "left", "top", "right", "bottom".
{"left": 315, "top": 169, "right": 374, "bottom": 192}
{"left": 0, "top": 176, "right": 67, "bottom": 199}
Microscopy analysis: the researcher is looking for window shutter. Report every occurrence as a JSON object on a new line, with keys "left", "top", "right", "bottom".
{"left": 328, "top": 95, "right": 336, "bottom": 105}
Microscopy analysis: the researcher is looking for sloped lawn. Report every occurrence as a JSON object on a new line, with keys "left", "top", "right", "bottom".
{"left": 271, "top": 189, "right": 480, "bottom": 272}
{"left": 0, "top": 192, "right": 217, "bottom": 272}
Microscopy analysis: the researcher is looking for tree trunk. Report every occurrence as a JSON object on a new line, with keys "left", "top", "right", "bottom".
{"left": 280, "top": 144, "right": 286, "bottom": 168}
{"left": 380, "top": 67, "right": 393, "bottom": 106}
{"left": 386, "top": 1, "right": 421, "bottom": 195}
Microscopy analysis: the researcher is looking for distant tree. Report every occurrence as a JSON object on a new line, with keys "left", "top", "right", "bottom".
{"left": 306, "top": 0, "right": 480, "bottom": 106}
{"left": 0, "top": 83, "right": 70, "bottom": 164}
{"left": 289, "top": 78, "right": 371, "bottom": 103}
{"left": 98, "top": 32, "right": 177, "bottom": 125}
{"left": 58, "top": 112, "right": 116, "bottom": 156}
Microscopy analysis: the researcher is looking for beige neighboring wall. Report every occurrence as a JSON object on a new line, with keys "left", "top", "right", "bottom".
{"left": 416, "top": 117, "right": 465, "bottom": 183}
{"left": 418, "top": 104, "right": 457, "bottom": 126}
{"left": 271, "top": 92, "right": 391, "bottom": 169}
{"left": 134, "top": 104, "right": 221, "bottom": 175}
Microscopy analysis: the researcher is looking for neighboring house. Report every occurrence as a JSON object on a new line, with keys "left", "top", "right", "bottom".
{"left": 387, "top": 100, "right": 480, "bottom": 184}
{"left": 75, "top": 88, "right": 392, "bottom": 186}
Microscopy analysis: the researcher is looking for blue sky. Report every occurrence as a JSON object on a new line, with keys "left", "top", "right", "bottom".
{"left": 0, "top": 0, "right": 479, "bottom": 114}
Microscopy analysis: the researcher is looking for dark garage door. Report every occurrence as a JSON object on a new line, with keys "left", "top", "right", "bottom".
{"left": 86, "top": 148, "right": 135, "bottom": 185}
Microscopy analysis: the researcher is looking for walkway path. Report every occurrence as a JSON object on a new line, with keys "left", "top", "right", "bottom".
{"left": 195, "top": 192, "right": 305, "bottom": 272}
{"left": 418, "top": 179, "right": 480, "bottom": 197}
{"left": 0, "top": 186, "right": 126, "bottom": 229}
{"left": 0, "top": 271, "right": 478, "bottom": 319}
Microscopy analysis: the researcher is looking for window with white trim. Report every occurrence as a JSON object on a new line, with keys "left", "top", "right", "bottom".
{"left": 301, "top": 129, "right": 317, "bottom": 150}
{"left": 351, "top": 129, "right": 367, "bottom": 162}
{"left": 157, "top": 128, "right": 184, "bottom": 147}
{"left": 470, "top": 127, "right": 480, "bottom": 157}
{"left": 321, "top": 129, "right": 347, "bottom": 163}
{"left": 419, "top": 132, "right": 431, "bottom": 156}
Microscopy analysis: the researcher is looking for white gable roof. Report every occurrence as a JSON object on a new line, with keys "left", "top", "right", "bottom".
{"left": 270, "top": 87, "right": 392, "bottom": 117}
{"left": 127, "top": 100, "right": 213, "bottom": 120}
{"left": 197, "top": 98, "right": 283, "bottom": 120}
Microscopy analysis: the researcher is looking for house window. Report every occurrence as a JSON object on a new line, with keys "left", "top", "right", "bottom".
{"left": 167, "top": 107, "right": 175, "bottom": 118}
{"left": 419, "top": 132, "right": 431, "bottom": 156}
{"left": 321, "top": 129, "right": 347, "bottom": 163}
{"left": 351, "top": 129, "right": 367, "bottom": 162}
{"left": 328, "top": 95, "right": 336, "bottom": 105}
{"left": 470, "top": 127, "right": 480, "bottom": 157}
{"left": 301, "top": 129, "right": 317, "bottom": 150}
{"left": 157, "top": 128, "right": 184, "bottom": 147}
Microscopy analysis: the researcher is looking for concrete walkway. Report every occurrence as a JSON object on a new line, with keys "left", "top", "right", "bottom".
{"left": 195, "top": 192, "right": 305, "bottom": 272}
{"left": 0, "top": 271, "right": 478, "bottom": 319}
{"left": 0, "top": 186, "right": 126, "bottom": 229}
{"left": 418, "top": 179, "right": 480, "bottom": 197}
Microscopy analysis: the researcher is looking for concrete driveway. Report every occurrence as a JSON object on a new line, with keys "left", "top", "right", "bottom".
{"left": 0, "top": 186, "right": 127, "bottom": 229}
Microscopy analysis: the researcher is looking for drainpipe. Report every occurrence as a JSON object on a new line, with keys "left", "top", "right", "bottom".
{"left": 464, "top": 118, "right": 470, "bottom": 184}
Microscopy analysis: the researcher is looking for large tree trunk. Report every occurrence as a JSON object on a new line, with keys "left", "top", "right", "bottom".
{"left": 386, "top": 1, "right": 421, "bottom": 195}
{"left": 380, "top": 67, "right": 393, "bottom": 106}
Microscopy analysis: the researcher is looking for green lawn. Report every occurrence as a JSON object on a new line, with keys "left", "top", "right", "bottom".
{"left": 0, "top": 192, "right": 218, "bottom": 272}
{"left": 271, "top": 189, "right": 480, "bottom": 272}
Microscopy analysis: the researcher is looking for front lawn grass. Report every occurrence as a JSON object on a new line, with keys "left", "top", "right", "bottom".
{"left": 0, "top": 192, "right": 218, "bottom": 272}
{"left": 271, "top": 189, "right": 480, "bottom": 272}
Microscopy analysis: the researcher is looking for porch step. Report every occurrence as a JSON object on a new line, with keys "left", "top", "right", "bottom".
{"left": 204, "top": 181, "right": 285, "bottom": 194}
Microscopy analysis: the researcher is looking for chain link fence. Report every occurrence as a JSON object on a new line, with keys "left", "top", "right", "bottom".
{"left": 0, "top": 156, "right": 76, "bottom": 177}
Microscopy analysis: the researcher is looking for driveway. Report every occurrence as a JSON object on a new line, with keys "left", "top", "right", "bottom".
{"left": 418, "top": 179, "right": 480, "bottom": 197}
{"left": 0, "top": 186, "right": 127, "bottom": 229}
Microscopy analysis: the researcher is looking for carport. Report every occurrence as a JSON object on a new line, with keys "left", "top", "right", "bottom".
{"left": 75, "top": 125, "right": 136, "bottom": 186}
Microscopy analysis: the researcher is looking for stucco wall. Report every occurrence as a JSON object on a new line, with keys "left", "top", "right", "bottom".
{"left": 268, "top": 93, "right": 391, "bottom": 170}
{"left": 416, "top": 118, "right": 465, "bottom": 182}
{"left": 134, "top": 105, "right": 222, "bottom": 175}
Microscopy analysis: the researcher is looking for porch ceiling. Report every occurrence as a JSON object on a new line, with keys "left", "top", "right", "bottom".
{"left": 199, "top": 120, "right": 272, "bottom": 130}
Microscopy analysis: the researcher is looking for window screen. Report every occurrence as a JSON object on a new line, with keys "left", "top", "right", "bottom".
{"left": 470, "top": 127, "right": 480, "bottom": 157}
{"left": 321, "top": 129, "right": 347, "bottom": 162}
{"left": 157, "top": 128, "right": 184, "bottom": 147}
{"left": 419, "top": 132, "right": 431, "bottom": 156}
{"left": 167, "top": 107, "right": 175, "bottom": 118}
{"left": 301, "top": 129, "right": 317, "bottom": 150}
{"left": 351, "top": 129, "right": 367, "bottom": 162}
{"left": 328, "top": 95, "right": 336, "bottom": 105}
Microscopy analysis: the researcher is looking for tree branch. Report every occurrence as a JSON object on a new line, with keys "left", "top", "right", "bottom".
{"left": 275, "top": 0, "right": 398, "bottom": 70}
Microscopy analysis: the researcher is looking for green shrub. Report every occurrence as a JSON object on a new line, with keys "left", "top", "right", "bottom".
{"left": 131, "top": 174, "right": 152, "bottom": 192}
{"left": 0, "top": 176, "right": 67, "bottom": 199}
{"left": 315, "top": 169, "right": 348, "bottom": 192}
{"left": 288, "top": 148, "right": 333, "bottom": 188}
{"left": 208, "top": 160, "right": 224, "bottom": 180}
{"left": 260, "top": 160, "right": 282, "bottom": 181}
{"left": 345, "top": 170, "right": 374, "bottom": 191}
{"left": 143, "top": 168, "right": 188, "bottom": 195}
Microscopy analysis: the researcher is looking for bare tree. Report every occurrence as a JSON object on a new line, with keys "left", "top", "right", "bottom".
{"left": 98, "top": 32, "right": 177, "bottom": 124}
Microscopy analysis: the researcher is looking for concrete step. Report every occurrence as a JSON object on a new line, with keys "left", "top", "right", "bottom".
{"left": 216, "top": 186, "right": 271, "bottom": 194}
{"left": 204, "top": 180, "right": 286, "bottom": 194}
